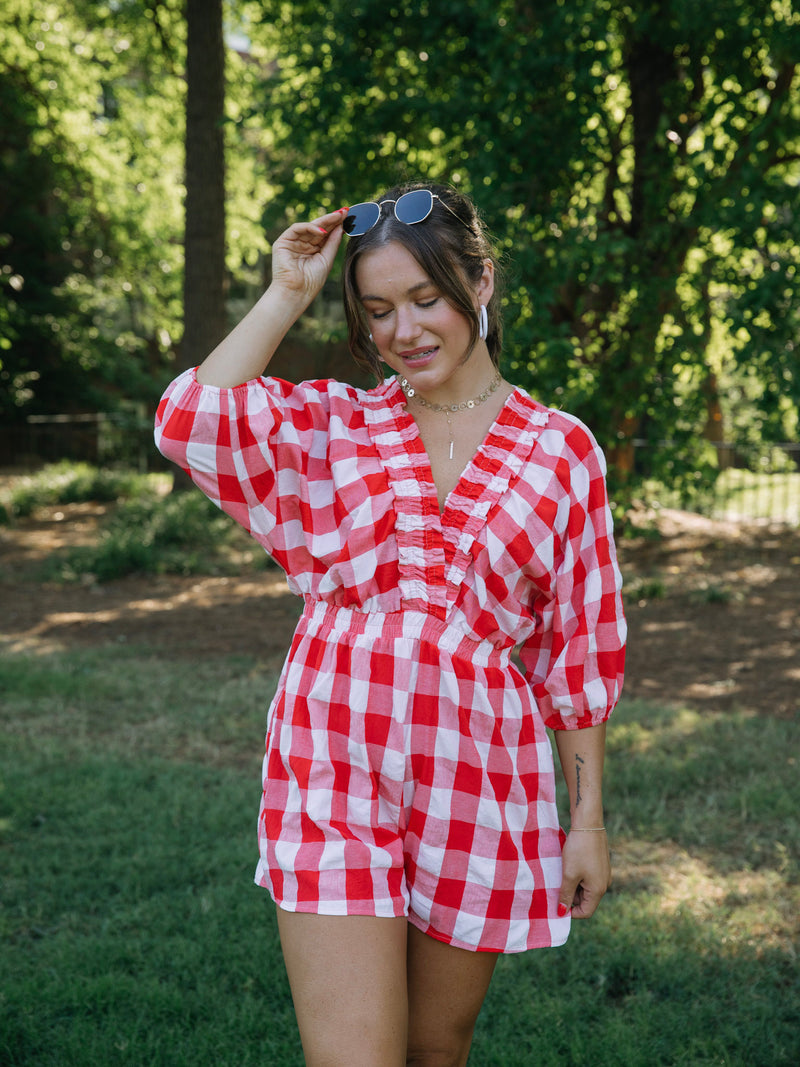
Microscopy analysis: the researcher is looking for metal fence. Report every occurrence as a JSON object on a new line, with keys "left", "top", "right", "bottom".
{"left": 2, "top": 415, "right": 798, "bottom": 526}
{"left": 633, "top": 441, "right": 800, "bottom": 526}
{"left": 0, "top": 410, "right": 154, "bottom": 471}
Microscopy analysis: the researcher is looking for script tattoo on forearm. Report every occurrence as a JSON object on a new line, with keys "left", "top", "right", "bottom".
{"left": 575, "top": 753, "right": 585, "bottom": 807}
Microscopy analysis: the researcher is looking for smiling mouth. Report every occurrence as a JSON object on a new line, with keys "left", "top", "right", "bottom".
{"left": 400, "top": 347, "right": 438, "bottom": 363}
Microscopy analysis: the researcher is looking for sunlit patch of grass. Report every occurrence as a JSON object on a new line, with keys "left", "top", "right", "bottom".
{"left": 611, "top": 839, "right": 794, "bottom": 952}
{"left": 600, "top": 702, "right": 799, "bottom": 872}
{"left": 713, "top": 467, "right": 800, "bottom": 523}
{"left": 640, "top": 467, "right": 800, "bottom": 525}
{"left": 0, "top": 461, "right": 169, "bottom": 519}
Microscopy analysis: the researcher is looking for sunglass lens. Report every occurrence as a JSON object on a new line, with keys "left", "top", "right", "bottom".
{"left": 394, "top": 189, "right": 434, "bottom": 225}
{"left": 343, "top": 202, "right": 381, "bottom": 236}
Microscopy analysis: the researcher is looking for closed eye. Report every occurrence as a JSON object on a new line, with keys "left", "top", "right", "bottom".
{"left": 364, "top": 294, "right": 439, "bottom": 319}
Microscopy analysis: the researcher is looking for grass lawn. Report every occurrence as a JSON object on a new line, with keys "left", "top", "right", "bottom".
{"left": 1, "top": 647, "right": 798, "bottom": 1066}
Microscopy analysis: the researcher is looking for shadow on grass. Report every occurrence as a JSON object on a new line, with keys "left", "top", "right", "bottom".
{"left": 1, "top": 657, "right": 798, "bottom": 1066}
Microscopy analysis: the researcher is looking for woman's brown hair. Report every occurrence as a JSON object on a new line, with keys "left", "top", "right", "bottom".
{"left": 342, "top": 181, "right": 503, "bottom": 379}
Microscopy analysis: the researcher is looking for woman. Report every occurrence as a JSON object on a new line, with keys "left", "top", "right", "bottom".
{"left": 155, "top": 182, "right": 626, "bottom": 1066}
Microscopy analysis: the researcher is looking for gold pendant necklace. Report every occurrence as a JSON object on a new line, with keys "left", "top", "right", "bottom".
{"left": 399, "top": 371, "right": 503, "bottom": 460}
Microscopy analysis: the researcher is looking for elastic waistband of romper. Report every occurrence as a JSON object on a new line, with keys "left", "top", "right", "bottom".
{"left": 300, "top": 599, "right": 511, "bottom": 668}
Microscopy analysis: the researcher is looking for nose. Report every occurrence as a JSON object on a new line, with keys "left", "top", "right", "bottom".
{"left": 394, "top": 303, "right": 422, "bottom": 345}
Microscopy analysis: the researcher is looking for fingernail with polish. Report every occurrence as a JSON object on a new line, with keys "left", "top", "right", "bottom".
{"left": 557, "top": 902, "right": 570, "bottom": 917}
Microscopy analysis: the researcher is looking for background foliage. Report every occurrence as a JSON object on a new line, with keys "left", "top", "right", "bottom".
{"left": 1, "top": 0, "right": 798, "bottom": 498}
{"left": 0, "top": 0, "right": 185, "bottom": 416}
{"left": 254, "top": 0, "right": 800, "bottom": 484}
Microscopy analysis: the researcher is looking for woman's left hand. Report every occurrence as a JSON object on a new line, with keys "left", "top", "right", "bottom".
{"left": 558, "top": 829, "right": 612, "bottom": 919}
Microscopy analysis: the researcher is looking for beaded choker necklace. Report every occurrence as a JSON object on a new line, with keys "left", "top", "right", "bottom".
{"left": 399, "top": 371, "right": 503, "bottom": 460}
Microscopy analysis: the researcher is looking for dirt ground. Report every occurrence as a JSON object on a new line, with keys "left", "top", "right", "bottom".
{"left": 1, "top": 501, "right": 797, "bottom": 719}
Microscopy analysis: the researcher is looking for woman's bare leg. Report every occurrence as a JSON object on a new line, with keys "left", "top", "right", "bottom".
{"left": 405, "top": 924, "right": 498, "bottom": 1066}
{"left": 276, "top": 910, "right": 409, "bottom": 1067}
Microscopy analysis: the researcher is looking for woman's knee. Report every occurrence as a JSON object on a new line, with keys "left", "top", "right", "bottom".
{"left": 405, "top": 1034, "right": 473, "bottom": 1067}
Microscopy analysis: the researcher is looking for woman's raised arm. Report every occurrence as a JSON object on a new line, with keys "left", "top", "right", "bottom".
{"left": 196, "top": 208, "right": 347, "bottom": 388}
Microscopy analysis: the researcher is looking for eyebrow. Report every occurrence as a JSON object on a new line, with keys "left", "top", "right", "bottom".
{"left": 360, "top": 280, "right": 435, "bottom": 302}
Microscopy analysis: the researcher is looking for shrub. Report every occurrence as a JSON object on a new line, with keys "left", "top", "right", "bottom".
{"left": 46, "top": 491, "right": 267, "bottom": 581}
{"left": 6, "top": 461, "right": 163, "bottom": 517}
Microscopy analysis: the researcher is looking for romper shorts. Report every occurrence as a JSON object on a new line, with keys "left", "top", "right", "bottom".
{"left": 255, "top": 600, "right": 571, "bottom": 954}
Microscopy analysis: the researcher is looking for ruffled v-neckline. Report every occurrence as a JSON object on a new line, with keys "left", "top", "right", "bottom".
{"left": 361, "top": 378, "right": 551, "bottom": 613}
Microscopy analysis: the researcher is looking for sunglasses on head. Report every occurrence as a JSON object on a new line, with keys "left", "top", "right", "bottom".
{"left": 342, "top": 189, "right": 471, "bottom": 237}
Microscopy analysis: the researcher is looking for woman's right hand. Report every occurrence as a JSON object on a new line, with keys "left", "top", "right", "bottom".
{"left": 270, "top": 208, "right": 349, "bottom": 309}
{"left": 194, "top": 207, "right": 349, "bottom": 388}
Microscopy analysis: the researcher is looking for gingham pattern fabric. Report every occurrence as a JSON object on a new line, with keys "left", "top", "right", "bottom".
{"left": 155, "top": 369, "right": 626, "bottom": 952}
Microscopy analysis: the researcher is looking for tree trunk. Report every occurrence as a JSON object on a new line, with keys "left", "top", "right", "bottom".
{"left": 181, "top": 0, "right": 227, "bottom": 369}
{"left": 173, "top": 0, "right": 226, "bottom": 490}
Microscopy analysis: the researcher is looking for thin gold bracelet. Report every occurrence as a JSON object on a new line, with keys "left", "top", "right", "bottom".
{"left": 570, "top": 827, "right": 607, "bottom": 833}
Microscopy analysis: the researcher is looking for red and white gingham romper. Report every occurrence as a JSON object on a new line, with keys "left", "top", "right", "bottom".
{"left": 155, "top": 369, "right": 626, "bottom": 953}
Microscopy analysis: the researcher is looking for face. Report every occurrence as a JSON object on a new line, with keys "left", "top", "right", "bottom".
{"left": 354, "top": 240, "right": 494, "bottom": 402}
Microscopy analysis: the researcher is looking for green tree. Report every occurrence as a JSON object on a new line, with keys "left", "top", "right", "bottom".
{"left": 0, "top": 0, "right": 185, "bottom": 420}
{"left": 250, "top": 0, "right": 800, "bottom": 492}
{"left": 0, "top": 0, "right": 269, "bottom": 425}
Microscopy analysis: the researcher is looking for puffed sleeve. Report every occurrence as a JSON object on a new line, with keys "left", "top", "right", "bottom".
{"left": 518, "top": 416, "right": 626, "bottom": 730}
{"left": 153, "top": 367, "right": 332, "bottom": 553}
